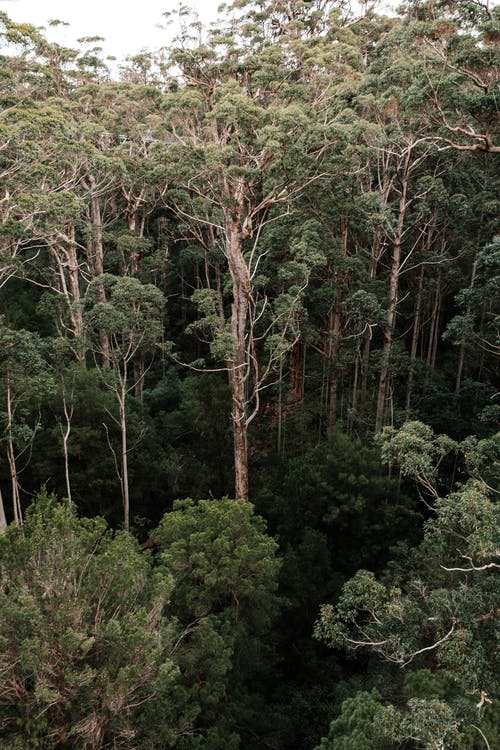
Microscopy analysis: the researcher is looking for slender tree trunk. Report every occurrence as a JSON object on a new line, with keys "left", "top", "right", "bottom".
{"left": 226, "top": 218, "right": 251, "bottom": 502}
{"left": 376, "top": 161, "right": 409, "bottom": 432}
{"left": 430, "top": 276, "right": 441, "bottom": 371}
{"left": 358, "top": 330, "right": 372, "bottom": 435}
{"left": 60, "top": 376, "right": 73, "bottom": 503}
{"left": 289, "top": 339, "right": 305, "bottom": 401}
{"left": 455, "top": 258, "right": 477, "bottom": 396}
{"left": 88, "top": 187, "right": 110, "bottom": 365}
{"left": 119, "top": 380, "right": 130, "bottom": 530}
{"left": 327, "top": 292, "right": 343, "bottom": 432}
{"left": 349, "top": 350, "right": 360, "bottom": 436}
{"left": 51, "top": 224, "right": 85, "bottom": 361}
{"left": 406, "top": 265, "right": 424, "bottom": 415}
{"left": 0, "top": 487, "right": 7, "bottom": 533}
{"left": 426, "top": 277, "right": 439, "bottom": 367}
{"left": 6, "top": 370, "right": 22, "bottom": 525}
{"left": 359, "top": 228, "right": 383, "bottom": 433}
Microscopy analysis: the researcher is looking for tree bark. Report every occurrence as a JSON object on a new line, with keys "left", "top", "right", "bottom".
{"left": 119, "top": 379, "right": 130, "bottom": 531}
{"left": 225, "top": 217, "right": 251, "bottom": 502}
{"left": 375, "top": 157, "right": 410, "bottom": 432}
{"left": 327, "top": 292, "right": 343, "bottom": 432}
{"left": 6, "top": 369, "right": 22, "bottom": 525}
{"left": 87, "top": 185, "right": 110, "bottom": 366}
{"left": 405, "top": 265, "right": 424, "bottom": 415}
{"left": 0, "top": 487, "right": 7, "bottom": 533}
{"left": 455, "top": 259, "right": 477, "bottom": 397}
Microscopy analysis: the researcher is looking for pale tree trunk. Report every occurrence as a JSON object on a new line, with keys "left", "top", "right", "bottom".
{"left": 6, "top": 369, "right": 22, "bottom": 525}
{"left": 119, "top": 377, "right": 130, "bottom": 531}
{"left": 426, "top": 274, "right": 441, "bottom": 368}
{"left": 50, "top": 223, "right": 85, "bottom": 361}
{"left": 349, "top": 342, "right": 361, "bottom": 436}
{"left": 226, "top": 218, "right": 251, "bottom": 502}
{"left": 328, "top": 221, "right": 349, "bottom": 431}
{"left": 87, "top": 186, "right": 110, "bottom": 366}
{"left": 60, "top": 376, "right": 73, "bottom": 503}
{"left": 405, "top": 264, "right": 424, "bottom": 416}
{"left": 327, "top": 292, "right": 343, "bottom": 432}
{"left": 289, "top": 339, "right": 305, "bottom": 401}
{"left": 359, "top": 228, "right": 383, "bottom": 433}
{"left": 430, "top": 274, "right": 441, "bottom": 371}
{"left": 455, "top": 258, "right": 477, "bottom": 397}
{"left": 375, "top": 159, "right": 410, "bottom": 432}
{"left": 0, "top": 487, "right": 7, "bottom": 533}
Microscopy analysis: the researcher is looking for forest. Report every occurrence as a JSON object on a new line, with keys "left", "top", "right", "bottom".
{"left": 0, "top": 0, "right": 498, "bottom": 748}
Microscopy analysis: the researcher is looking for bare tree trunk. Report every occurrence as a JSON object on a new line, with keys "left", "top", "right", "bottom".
{"left": 359, "top": 227, "right": 383, "bottom": 433}
{"left": 50, "top": 223, "right": 85, "bottom": 361}
{"left": 349, "top": 350, "right": 360, "bottom": 436}
{"left": 0, "top": 487, "right": 7, "bottom": 533}
{"left": 455, "top": 259, "right": 477, "bottom": 396}
{"left": 405, "top": 265, "right": 424, "bottom": 415}
{"left": 376, "top": 160, "right": 409, "bottom": 432}
{"left": 60, "top": 375, "right": 73, "bottom": 503}
{"left": 327, "top": 292, "right": 343, "bottom": 432}
{"left": 426, "top": 277, "right": 440, "bottom": 367}
{"left": 430, "top": 277, "right": 441, "bottom": 371}
{"left": 87, "top": 187, "right": 110, "bottom": 365}
{"left": 289, "top": 339, "right": 305, "bottom": 401}
{"left": 226, "top": 218, "right": 251, "bottom": 502}
{"left": 358, "top": 330, "right": 372, "bottom": 435}
{"left": 119, "top": 379, "right": 130, "bottom": 530}
{"left": 6, "top": 370, "right": 22, "bottom": 525}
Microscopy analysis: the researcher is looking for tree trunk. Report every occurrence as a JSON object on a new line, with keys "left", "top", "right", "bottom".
{"left": 60, "top": 375, "right": 73, "bottom": 503}
{"left": 455, "top": 258, "right": 477, "bottom": 396}
{"left": 405, "top": 265, "right": 424, "bottom": 415}
{"left": 87, "top": 187, "right": 110, "bottom": 365}
{"left": 0, "top": 487, "right": 7, "bottom": 533}
{"left": 6, "top": 369, "right": 22, "bottom": 525}
{"left": 50, "top": 223, "right": 85, "bottom": 361}
{"left": 327, "top": 292, "right": 343, "bottom": 432}
{"left": 375, "top": 161, "right": 409, "bottom": 432}
{"left": 289, "top": 339, "right": 305, "bottom": 401}
{"left": 119, "top": 380, "right": 130, "bottom": 530}
{"left": 226, "top": 218, "right": 251, "bottom": 502}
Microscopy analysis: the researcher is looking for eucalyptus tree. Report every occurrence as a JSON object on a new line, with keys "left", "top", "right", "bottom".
{"left": 0, "top": 321, "right": 52, "bottom": 525}
{"left": 444, "top": 236, "right": 500, "bottom": 400}
{"left": 315, "top": 424, "right": 499, "bottom": 750}
{"left": 161, "top": 1, "right": 367, "bottom": 500}
{"left": 0, "top": 490, "right": 182, "bottom": 750}
{"left": 401, "top": 0, "right": 499, "bottom": 154}
{"left": 85, "top": 275, "right": 165, "bottom": 530}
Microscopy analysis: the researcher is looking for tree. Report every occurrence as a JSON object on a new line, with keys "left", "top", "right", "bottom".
{"left": 0, "top": 490, "right": 184, "bottom": 749}
{"left": 85, "top": 275, "right": 165, "bottom": 530}
{"left": 152, "top": 496, "right": 281, "bottom": 748}
{"left": 315, "top": 429, "right": 499, "bottom": 750}
{"left": 162, "top": 3, "right": 340, "bottom": 499}
{"left": 0, "top": 321, "right": 52, "bottom": 525}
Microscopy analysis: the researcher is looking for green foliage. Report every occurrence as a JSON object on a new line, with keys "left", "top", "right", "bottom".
{"left": 315, "top": 437, "right": 499, "bottom": 750}
{"left": 0, "top": 2, "right": 498, "bottom": 748}
{"left": 0, "top": 490, "right": 182, "bottom": 749}
{"left": 153, "top": 497, "right": 281, "bottom": 747}
{"left": 315, "top": 690, "right": 394, "bottom": 750}
{"left": 379, "top": 421, "right": 459, "bottom": 498}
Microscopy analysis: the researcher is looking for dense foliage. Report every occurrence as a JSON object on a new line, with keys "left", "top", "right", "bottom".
{"left": 0, "top": 1, "right": 498, "bottom": 748}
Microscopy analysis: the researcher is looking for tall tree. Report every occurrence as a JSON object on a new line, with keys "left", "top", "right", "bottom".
{"left": 162, "top": 2, "right": 353, "bottom": 499}
{"left": 85, "top": 275, "right": 165, "bottom": 529}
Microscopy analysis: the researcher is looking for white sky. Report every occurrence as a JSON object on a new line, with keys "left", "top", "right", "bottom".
{"left": 0, "top": 0, "right": 225, "bottom": 63}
